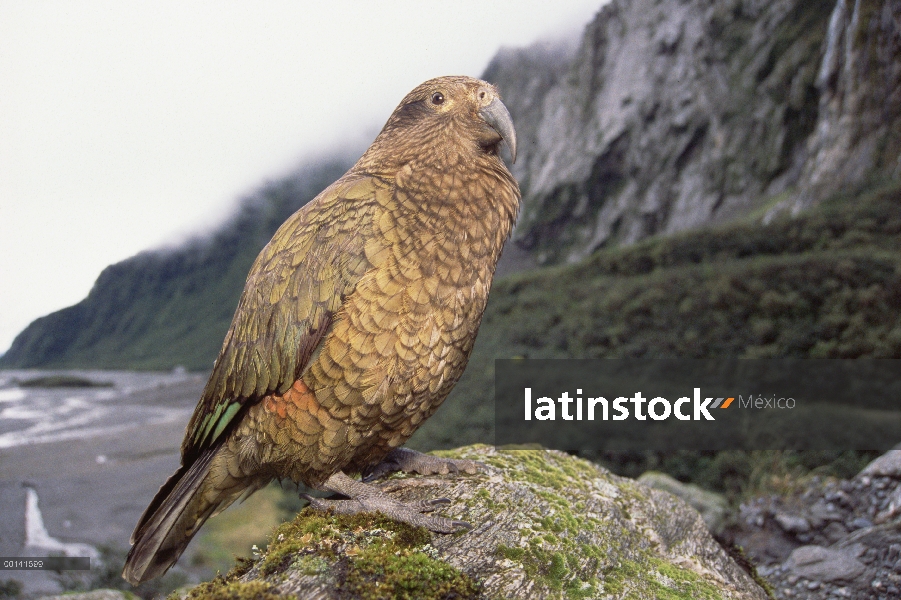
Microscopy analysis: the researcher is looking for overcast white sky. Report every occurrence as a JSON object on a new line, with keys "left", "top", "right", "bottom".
{"left": 0, "top": 1, "right": 604, "bottom": 355}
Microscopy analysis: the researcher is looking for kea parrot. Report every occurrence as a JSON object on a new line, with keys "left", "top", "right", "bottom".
{"left": 122, "top": 75, "right": 520, "bottom": 585}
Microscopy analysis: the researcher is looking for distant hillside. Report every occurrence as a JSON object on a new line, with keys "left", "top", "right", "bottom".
{"left": 0, "top": 157, "right": 353, "bottom": 370}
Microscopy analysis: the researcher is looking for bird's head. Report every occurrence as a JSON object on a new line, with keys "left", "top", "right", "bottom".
{"left": 362, "top": 76, "right": 517, "bottom": 172}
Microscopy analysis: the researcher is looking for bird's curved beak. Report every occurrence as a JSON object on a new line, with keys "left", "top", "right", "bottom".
{"left": 480, "top": 98, "right": 517, "bottom": 164}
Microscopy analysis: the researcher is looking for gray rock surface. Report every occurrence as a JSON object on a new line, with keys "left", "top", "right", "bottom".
{"left": 784, "top": 544, "right": 866, "bottom": 583}
{"left": 637, "top": 470, "right": 729, "bottom": 535}
{"left": 788, "top": 0, "right": 901, "bottom": 212}
{"left": 220, "top": 446, "right": 768, "bottom": 599}
{"left": 860, "top": 449, "right": 901, "bottom": 479}
{"left": 484, "top": 0, "right": 901, "bottom": 266}
{"left": 774, "top": 513, "right": 811, "bottom": 534}
{"left": 728, "top": 446, "right": 901, "bottom": 599}
{"left": 38, "top": 591, "right": 135, "bottom": 600}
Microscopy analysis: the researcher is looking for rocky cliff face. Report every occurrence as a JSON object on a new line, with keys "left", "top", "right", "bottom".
{"left": 792, "top": 0, "right": 901, "bottom": 211}
{"left": 485, "top": 0, "right": 901, "bottom": 266}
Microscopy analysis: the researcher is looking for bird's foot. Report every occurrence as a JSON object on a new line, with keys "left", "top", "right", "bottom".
{"left": 362, "top": 447, "right": 483, "bottom": 482}
{"left": 304, "top": 471, "right": 471, "bottom": 533}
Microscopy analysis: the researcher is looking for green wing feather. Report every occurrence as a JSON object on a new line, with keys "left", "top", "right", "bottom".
{"left": 183, "top": 174, "right": 389, "bottom": 458}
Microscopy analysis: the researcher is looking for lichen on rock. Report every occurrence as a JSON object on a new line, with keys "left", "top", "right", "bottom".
{"left": 638, "top": 471, "right": 729, "bottom": 535}
{"left": 201, "top": 445, "right": 768, "bottom": 599}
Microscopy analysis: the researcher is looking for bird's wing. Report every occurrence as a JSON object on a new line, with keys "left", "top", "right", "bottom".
{"left": 182, "top": 174, "right": 389, "bottom": 458}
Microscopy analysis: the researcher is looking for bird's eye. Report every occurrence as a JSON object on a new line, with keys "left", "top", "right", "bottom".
{"left": 431, "top": 92, "right": 445, "bottom": 105}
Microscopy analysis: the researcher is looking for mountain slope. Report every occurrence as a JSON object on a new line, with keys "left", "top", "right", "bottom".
{"left": 0, "top": 157, "right": 353, "bottom": 370}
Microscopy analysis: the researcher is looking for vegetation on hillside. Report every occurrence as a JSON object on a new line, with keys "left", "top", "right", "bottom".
{"left": 0, "top": 157, "right": 353, "bottom": 370}
{"left": 410, "top": 177, "right": 901, "bottom": 495}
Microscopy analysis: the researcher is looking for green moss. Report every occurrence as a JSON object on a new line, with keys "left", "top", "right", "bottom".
{"left": 598, "top": 558, "right": 728, "bottom": 600}
{"left": 346, "top": 550, "right": 479, "bottom": 600}
{"left": 291, "top": 554, "right": 330, "bottom": 576}
{"left": 470, "top": 447, "right": 748, "bottom": 598}
{"left": 490, "top": 456, "right": 625, "bottom": 597}
{"left": 651, "top": 559, "right": 726, "bottom": 599}
{"left": 496, "top": 544, "right": 526, "bottom": 562}
{"left": 180, "top": 577, "right": 285, "bottom": 600}
{"left": 260, "top": 509, "right": 424, "bottom": 574}
{"left": 251, "top": 508, "right": 479, "bottom": 600}
{"left": 564, "top": 578, "right": 600, "bottom": 599}
{"left": 226, "top": 556, "right": 256, "bottom": 580}
{"left": 485, "top": 448, "right": 595, "bottom": 494}
{"left": 171, "top": 551, "right": 279, "bottom": 599}
{"left": 504, "top": 542, "right": 564, "bottom": 588}
{"left": 471, "top": 487, "right": 497, "bottom": 510}
{"left": 202, "top": 446, "right": 757, "bottom": 600}
{"left": 601, "top": 560, "right": 638, "bottom": 595}
{"left": 548, "top": 552, "right": 569, "bottom": 586}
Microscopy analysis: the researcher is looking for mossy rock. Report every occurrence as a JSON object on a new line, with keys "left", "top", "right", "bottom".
{"left": 202, "top": 445, "right": 768, "bottom": 599}
{"left": 637, "top": 471, "right": 729, "bottom": 535}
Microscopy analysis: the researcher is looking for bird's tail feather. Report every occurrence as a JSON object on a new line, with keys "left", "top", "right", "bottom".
{"left": 122, "top": 446, "right": 254, "bottom": 585}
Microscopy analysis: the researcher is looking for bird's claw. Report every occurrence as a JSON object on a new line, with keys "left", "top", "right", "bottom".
{"left": 305, "top": 494, "right": 467, "bottom": 533}
{"left": 361, "top": 461, "right": 396, "bottom": 482}
{"left": 307, "top": 472, "right": 470, "bottom": 534}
